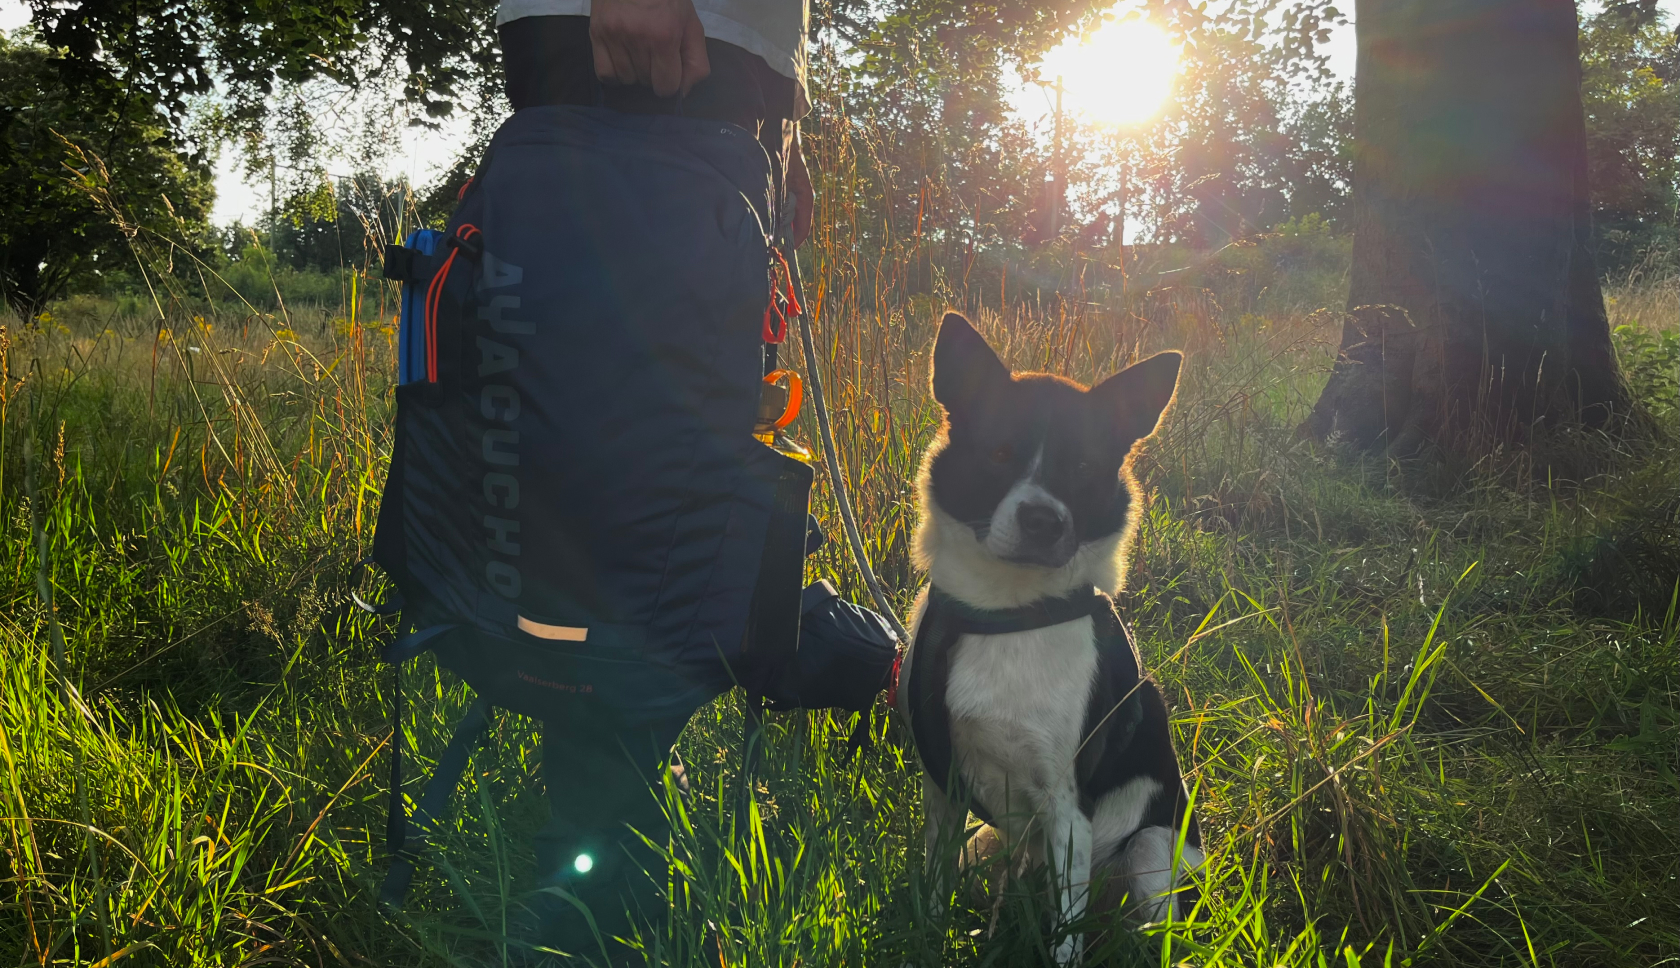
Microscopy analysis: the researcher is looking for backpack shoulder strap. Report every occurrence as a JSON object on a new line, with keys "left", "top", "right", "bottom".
{"left": 380, "top": 696, "right": 493, "bottom": 910}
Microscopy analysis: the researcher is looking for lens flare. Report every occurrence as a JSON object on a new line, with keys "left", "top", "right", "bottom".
{"left": 1038, "top": 17, "right": 1178, "bottom": 126}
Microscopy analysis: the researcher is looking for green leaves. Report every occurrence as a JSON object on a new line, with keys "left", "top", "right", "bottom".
{"left": 0, "top": 36, "right": 213, "bottom": 314}
{"left": 20, "top": 0, "right": 501, "bottom": 145}
{"left": 1579, "top": 4, "right": 1680, "bottom": 272}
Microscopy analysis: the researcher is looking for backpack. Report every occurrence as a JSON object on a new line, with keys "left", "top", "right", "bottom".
{"left": 365, "top": 106, "right": 818, "bottom": 906}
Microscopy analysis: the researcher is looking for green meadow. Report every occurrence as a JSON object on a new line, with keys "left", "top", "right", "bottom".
{"left": 2, "top": 204, "right": 1676, "bottom": 968}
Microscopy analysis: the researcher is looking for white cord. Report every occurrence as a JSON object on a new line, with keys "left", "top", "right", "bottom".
{"left": 791, "top": 256, "right": 913, "bottom": 646}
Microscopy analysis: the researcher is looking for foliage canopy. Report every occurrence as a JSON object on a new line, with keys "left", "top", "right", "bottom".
{"left": 0, "top": 33, "right": 213, "bottom": 315}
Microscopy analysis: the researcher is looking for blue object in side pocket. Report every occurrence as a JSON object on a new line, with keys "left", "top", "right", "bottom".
{"left": 398, "top": 229, "right": 446, "bottom": 385}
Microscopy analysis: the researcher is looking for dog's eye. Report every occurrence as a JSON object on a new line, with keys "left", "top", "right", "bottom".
{"left": 991, "top": 445, "right": 1013, "bottom": 464}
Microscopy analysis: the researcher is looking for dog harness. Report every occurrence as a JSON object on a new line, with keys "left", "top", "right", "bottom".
{"left": 904, "top": 585, "right": 1148, "bottom": 825}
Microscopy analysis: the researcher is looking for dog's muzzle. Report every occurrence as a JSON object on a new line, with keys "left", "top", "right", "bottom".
{"left": 1002, "top": 501, "right": 1076, "bottom": 567}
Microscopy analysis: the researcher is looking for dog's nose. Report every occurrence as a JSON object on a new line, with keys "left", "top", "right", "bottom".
{"left": 1016, "top": 503, "right": 1068, "bottom": 542}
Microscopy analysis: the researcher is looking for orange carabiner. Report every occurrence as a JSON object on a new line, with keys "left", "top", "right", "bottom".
{"left": 762, "top": 369, "right": 804, "bottom": 429}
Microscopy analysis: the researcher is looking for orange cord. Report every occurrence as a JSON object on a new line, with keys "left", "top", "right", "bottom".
{"left": 425, "top": 225, "right": 480, "bottom": 383}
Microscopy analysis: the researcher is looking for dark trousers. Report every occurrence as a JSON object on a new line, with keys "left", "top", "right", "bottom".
{"left": 529, "top": 705, "right": 692, "bottom": 956}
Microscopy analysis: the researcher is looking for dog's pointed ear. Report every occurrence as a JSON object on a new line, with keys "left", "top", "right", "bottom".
{"left": 932, "top": 313, "right": 1009, "bottom": 415}
{"left": 1091, "top": 351, "right": 1182, "bottom": 444}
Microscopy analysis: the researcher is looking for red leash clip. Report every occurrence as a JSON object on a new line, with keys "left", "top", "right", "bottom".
{"left": 762, "top": 247, "right": 801, "bottom": 344}
{"left": 886, "top": 649, "right": 904, "bottom": 709}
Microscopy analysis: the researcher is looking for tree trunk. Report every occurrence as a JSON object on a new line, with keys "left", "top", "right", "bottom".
{"left": 1302, "top": 0, "right": 1629, "bottom": 455}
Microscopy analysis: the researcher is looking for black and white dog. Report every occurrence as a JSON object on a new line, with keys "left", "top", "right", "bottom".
{"left": 896, "top": 313, "right": 1201, "bottom": 963}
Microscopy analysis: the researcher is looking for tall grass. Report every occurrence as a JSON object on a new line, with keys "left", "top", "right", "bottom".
{"left": 1, "top": 126, "right": 1676, "bottom": 967}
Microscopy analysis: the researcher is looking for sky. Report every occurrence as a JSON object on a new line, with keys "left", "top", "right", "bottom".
{"left": 2, "top": 0, "right": 1674, "bottom": 228}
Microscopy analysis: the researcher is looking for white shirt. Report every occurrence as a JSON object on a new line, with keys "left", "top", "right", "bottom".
{"left": 497, "top": 0, "right": 808, "bottom": 115}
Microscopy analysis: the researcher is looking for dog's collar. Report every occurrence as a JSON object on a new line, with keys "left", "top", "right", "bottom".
{"left": 926, "top": 584, "right": 1103, "bottom": 635}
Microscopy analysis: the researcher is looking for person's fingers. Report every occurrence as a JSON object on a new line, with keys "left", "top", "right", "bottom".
{"left": 590, "top": 2, "right": 641, "bottom": 86}
{"left": 678, "top": 10, "right": 710, "bottom": 96}
{"left": 589, "top": 0, "right": 701, "bottom": 93}
{"left": 649, "top": 29, "right": 683, "bottom": 97}
{"left": 624, "top": 33, "right": 655, "bottom": 89}
{"left": 589, "top": 13, "right": 620, "bottom": 83}
{"left": 616, "top": 40, "right": 644, "bottom": 84}
{"left": 592, "top": 33, "right": 625, "bottom": 85}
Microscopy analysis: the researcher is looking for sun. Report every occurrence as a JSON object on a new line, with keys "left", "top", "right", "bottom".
{"left": 1037, "top": 16, "right": 1178, "bottom": 127}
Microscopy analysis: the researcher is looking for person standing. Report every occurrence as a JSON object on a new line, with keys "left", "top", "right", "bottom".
{"left": 486, "top": 0, "right": 813, "bottom": 960}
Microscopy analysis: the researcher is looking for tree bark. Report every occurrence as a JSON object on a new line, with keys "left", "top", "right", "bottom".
{"left": 1303, "top": 0, "right": 1629, "bottom": 454}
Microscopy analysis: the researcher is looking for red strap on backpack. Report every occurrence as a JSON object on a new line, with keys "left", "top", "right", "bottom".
{"left": 425, "top": 224, "right": 481, "bottom": 383}
{"left": 762, "top": 247, "right": 801, "bottom": 344}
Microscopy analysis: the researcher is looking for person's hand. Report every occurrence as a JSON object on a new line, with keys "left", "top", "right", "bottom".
{"left": 590, "top": 0, "right": 710, "bottom": 98}
{"left": 788, "top": 140, "right": 814, "bottom": 248}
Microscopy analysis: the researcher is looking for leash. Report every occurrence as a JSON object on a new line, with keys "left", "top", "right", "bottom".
{"left": 788, "top": 253, "right": 913, "bottom": 647}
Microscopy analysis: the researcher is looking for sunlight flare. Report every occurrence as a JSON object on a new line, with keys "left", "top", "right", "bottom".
{"left": 1038, "top": 16, "right": 1178, "bottom": 126}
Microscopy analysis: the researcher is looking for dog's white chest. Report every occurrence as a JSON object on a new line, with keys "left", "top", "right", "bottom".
{"left": 945, "top": 618, "right": 1098, "bottom": 803}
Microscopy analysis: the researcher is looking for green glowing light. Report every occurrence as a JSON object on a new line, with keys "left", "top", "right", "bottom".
{"left": 573, "top": 853, "right": 594, "bottom": 874}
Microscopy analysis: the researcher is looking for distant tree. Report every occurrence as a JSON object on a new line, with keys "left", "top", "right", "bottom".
{"left": 1303, "top": 0, "right": 1628, "bottom": 456}
{"left": 808, "top": 0, "right": 1121, "bottom": 278}
{"left": 0, "top": 34, "right": 213, "bottom": 316}
{"left": 1579, "top": 1, "right": 1680, "bottom": 271}
{"left": 1144, "top": 23, "right": 1352, "bottom": 246}
{"left": 809, "top": 0, "right": 1352, "bottom": 296}
{"left": 261, "top": 173, "right": 416, "bottom": 273}
{"left": 1281, "top": 83, "right": 1355, "bottom": 228}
